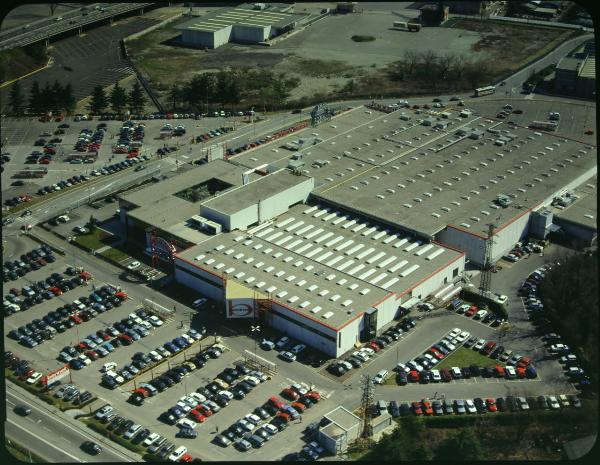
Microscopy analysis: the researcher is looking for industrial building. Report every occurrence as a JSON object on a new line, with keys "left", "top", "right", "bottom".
{"left": 118, "top": 100, "right": 595, "bottom": 357}
{"left": 228, "top": 105, "right": 596, "bottom": 266}
{"left": 318, "top": 406, "right": 361, "bottom": 454}
{"left": 551, "top": 176, "right": 597, "bottom": 247}
{"left": 176, "top": 4, "right": 306, "bottom": 48}
{"left": 554, "top": 41, "right": 596, "bottom": 99}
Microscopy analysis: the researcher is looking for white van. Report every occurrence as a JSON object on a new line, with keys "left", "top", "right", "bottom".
{"left": 101, "top": 362, "right": 117, "bottom": 373}
{"left": 124, "top": 423, "right": 142, "bottom": 439}
{"left": 373, "top": 370, "right": 389, "bottom": 384}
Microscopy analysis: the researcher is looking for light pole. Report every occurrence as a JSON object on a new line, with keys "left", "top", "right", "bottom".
{"left": 251, "top": 324, "right": 260, "bottom": 357}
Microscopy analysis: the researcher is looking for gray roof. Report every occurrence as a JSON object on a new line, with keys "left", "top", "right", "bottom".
{"left": 228, "top": 106, "right": 596, "bottom": 238}
{"left": 177, "top": 202, "right": 463, "bottom": 329}
{"left": 554, "top": 176, "right": 597, "bottom": 230}
{"left": 202, "top": 169, "right": 312, "bottom": 215}
{"left": 323, "top": 406, "right": 361, "bottom": 431}
{"left": 175, "top": 6, "right": 303, "bottom": 33}
{"left": 119, "top": 160, "right": 249, "bottom": 230}
{"left": 557, "top": 57, "right": 582, "bottom": 72}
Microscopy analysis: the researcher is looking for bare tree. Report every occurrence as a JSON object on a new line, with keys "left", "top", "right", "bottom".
{"left": 403, "top": 50, "right": 419, "bottom": 76}
{"left": 437, "top": 52, "right": 456, "bottom": 81}
{"left": 420, "top": 50, "right": 438, "bottom": 78}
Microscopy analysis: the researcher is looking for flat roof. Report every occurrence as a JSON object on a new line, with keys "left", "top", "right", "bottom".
{"left": 120, "top": 160, "right": 249, "bottom": 230}
{"left": 580, "top": 57, "right": 595, "bottom": 78}
{"left": 554, "top": 176, "right": 597, "bottom": 230}
{"left": 175, "top": 6, "right": 303, "bottom": 33}
{"left": 324, "top": 406, "right": 361, "bottom": 431}
{"left": 177, "top": 202, "right": 463, "bottom": 329}
{"left": 229, "top": 105, "right": 596, "bottom": 238}
{"left": 202, "top": 169, "right": 312, "bottom": 215}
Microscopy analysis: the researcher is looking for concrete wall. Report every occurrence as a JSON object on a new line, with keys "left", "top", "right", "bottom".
{"left": 173, "top": 258, "right": 225, "bottom": 300}
{"left": 232, "top": 24, "right": 269, "bottom": 42}
{"left": 337, "top": 314, "right": 363, "bottom": 355}
{"left": 182, "top": 26, "right": 232, "bottom": 48}
{"left": 437, "top": 226, "right": 486, "bottom": 265}
{"left": 491, "top": 211, "right": 532, "bottom": 262}
{"left": 411, "top": 253, "right": 466, "bottom": 298}
{"left": 268, "top": 301, "right": 339, "bottom": 356}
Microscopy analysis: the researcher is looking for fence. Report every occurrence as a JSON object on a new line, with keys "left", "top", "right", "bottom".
{"left": 242, "top": 349, "right": 277, "bottom": 376}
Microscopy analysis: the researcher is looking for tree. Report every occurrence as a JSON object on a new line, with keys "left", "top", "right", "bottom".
{"left": 128, "top": 80, "right": 147, "bottom": 115}
{"left": 8, "top": 80, "right": 25, "bottom": 115}
{"left": 29, "top": 81, "right": 43, "bottom": 114}
{"left": 403, "top": 50, "right": 419, "bottom": 76}
{"left": 90, "top": 85, "right": 109, "bottom": 114}
{"left": 434, "top": 429, "right": 484, "bottom": 461}
{"left": 40, "top": 81, "right": 54, "bottom": 113}
{"left": 168, "top": 83, "right": 183, "bottom": 112}
{"left": 109, "top": 80, "right": 127, "bottom": 114}
{"left": 63, "top": 83, "right": 76, "bottom": 113}
{"left": 50, "top": 80, "right": 64, "bottom": 112}
{"left": 87, "top": 215, "right": 97, "bottom": 230}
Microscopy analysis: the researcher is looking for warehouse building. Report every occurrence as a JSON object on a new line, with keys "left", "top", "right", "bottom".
{"left": 551, "top": 176, "right": 597, "bottom": 247}
{"left": 174, "top": 197, "right": 465, "bottom": 357}
{"left": 554, "top": 40, "right": 596, "bottom": 100}
{"left": 175, "top": 4, "right": 306, "bottom": 48}
{"left": 228, "top": 105, "right": 596, "bottom": 266}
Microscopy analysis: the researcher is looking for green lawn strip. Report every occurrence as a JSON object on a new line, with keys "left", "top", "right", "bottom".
{"left": 5, "top": 437, "right": 48, "bottom": 463}
{"left": 436, "top": 347, "right": 503, "bottom": 369}
{"left": 73, "top": 228, "right": 115, "bottom": 251}
{"left": 99, "top": 246, "right": 130, "bottom": 263}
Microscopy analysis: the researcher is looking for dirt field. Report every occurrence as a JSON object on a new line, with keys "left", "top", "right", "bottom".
{"left": 127, "top": 11, "right": 581, "bottom": 106}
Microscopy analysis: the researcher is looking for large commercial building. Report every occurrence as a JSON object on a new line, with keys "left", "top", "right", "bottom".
{"left": 176, "top": 4, "right": 306, "bottom": 48}
{"left": 554, "top": 40, "right": 596, "bottom": 99}
{"left": 119, "top": 101, "right": 595, "bottom": 357}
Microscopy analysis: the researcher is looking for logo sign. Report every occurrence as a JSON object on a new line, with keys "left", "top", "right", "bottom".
{"left": 42, "top": 365, "right": 70, "bottom": 386}
{"left": 227, "top": 301, "right": 255, "bottom": 318}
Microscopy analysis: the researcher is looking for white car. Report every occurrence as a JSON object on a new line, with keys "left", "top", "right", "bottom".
{"left": 547, "top": 396, "right": 561, "bottom": 409}
{"left": 449, "top": 328, "right": 461, "bottom": 338}
{"left": 148, "top": 350, "right": 163, "bottom": 362}
{"left": 237, "top": 419, "right": 254, "bottom": 432}
{"left": 168, "top": 446, "right": 187, "bottom": 462}
{"left": 189, "top": 392, "right": 206, "bottom": 403}
{"left": 129, "top": 313, "right": 143, "bottom": 324}
{"left": 373, "top": 369, "right": 389, "bottom": 384}
{"left": 456, "top": 331, "right": 470, "bottom": 343}
{"left": 78, "top": 354, "right": 92, "bottom": 365}
{"left": 175, "top": 402, "right": 192, "bottom": 413}
{"left": 291, "top": 343, "right": 307, "bottom": 355}
{"left": 473, "top": 339, "right": 486, "bottom": 351}
{"left": 244, "top": 413, "right": 262, "bottom": 425}
{"left": 144, "top": 432, "right": 161, "bottom": 446}
{"left": 156, "top": 346, "right": 170, "bottom": 357}
{"left": 243, "top": 375, "right": 260, "bottom": 387}
{"left": 424, "top": 353, "right": 438, "bottom": 366}
{"left": 26, "top": 372, "right": 42, "bottom": 384}
{"left": 464, "top": 399, "right": 477, "bottom": 414}
{"left": 219, "top": 390, "right": 234, "bottom": 401}
{"left": 395, "top": 362, "right": 410, "bottom": 373}
{"left": 549, "top": 344, "right": 570, "bottom": 354}
{"left": 440, "top": 339, "right": 456, "bottom": 351}
{"left": 148, "top": 315, "right": 163, "bottom": 327}
{"left": 263, "top": 423, "right": 278, "bottom": 435}
{"left": 140, "top": 320, "right": 153, "bottom": 330}
{"left": 360, "top": 347, "right": 375, "bottom": 357}
{"left": 291, "top": 383, "right": 308, "bottom": 396}
{"left": 127, "top": 261, "right": 141, "bottom": 270}
{"left": 517, "top": 397, "right": 530, "bottom": 410}
{"left": 558, "top": 394, "right": 570, "bottom": 408}
{"left": 407, "top": 360, "right": 424, "bottom": 372}
{"left": 353, "top": 351, "right": 369, "bottom": 362}
{"left": 73, "top": 225, "right": 88, "bottom": 234}
{"left": 457, "top": 304, "right": 471, "bottom": 314}
{"left": 431, "top": 370, "right": 441, "bottom": 382}
{"left": 495, "top": 294, "right": 508, "bottom": 305}
{"left": 474, "top": 310, "right": 488, "bottom": 320}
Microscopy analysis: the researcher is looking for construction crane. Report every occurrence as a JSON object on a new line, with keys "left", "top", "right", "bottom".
{"left": 356, "top": 374, "right": 374, "bottom": 448}
{"left": 479, "top": 222, "right": 496, "bottom": 298}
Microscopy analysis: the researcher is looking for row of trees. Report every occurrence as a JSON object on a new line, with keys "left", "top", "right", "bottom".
{"left": 89, "top": 81, "right": 147, "bottom": 115}
{"left": 7, "top": 79, "right": 147, "bottom": 116}
{"left": 389, "top": 50, "right": 494, "bottom": 91}
{"left": 8, "top": 80, "right": 75, "bottom": 115}
{"left": 166, "top": 68, "right": 299, "bottom": 113}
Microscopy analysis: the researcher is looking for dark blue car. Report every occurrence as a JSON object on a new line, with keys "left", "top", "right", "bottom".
{"left": 173, "top": 337, "right": 188, "bottom": 349}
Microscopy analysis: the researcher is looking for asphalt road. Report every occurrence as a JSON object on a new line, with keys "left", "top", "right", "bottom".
{"left": 5, "top": 382, "right": 139, "bottom": 462}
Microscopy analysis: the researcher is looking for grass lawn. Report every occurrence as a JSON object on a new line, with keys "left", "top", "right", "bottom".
{"left": 99, "top": 246, "right": 129, "bottom": 263}
{"left": 436, "top": 347, "right": 503, "bottom": 369}
{"left": 6, "top": 438, "right": 47, "bottom": 463}
{"left": 74, "top": 228, "right": 114, "bottom": 251}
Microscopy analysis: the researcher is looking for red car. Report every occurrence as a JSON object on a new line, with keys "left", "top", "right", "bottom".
{"left": 412, "top": 402, "right": 423, "bottom": 415}
{"left": 481, "top": 341, "right": 497, "bottom": 355}
{"left": 517, "top": 356, "right": 532, "bottom": 368}
{"left": 96, "top": 330, "right": 110, "bottom": 341}
{"left": 421, "top": 399, "right": 433, "bottom": 415}
{"left": 70, "top": 314, "right": 82, "bottom": 324}
{"left": 276, "top": 411, "right": 291, "bottom": 423}
{"left": 195, "top": 405, "right": 212, "bottom": 417}
{"left": 369, "top": 341, "right": 381, "bottom": 352}
{"left": 408, "top": 370, "right": 420, "bottom": 382}
{"left": 465, "top": 306, "right": 478, "bottom": 317}
{"left": 268, "top": 396, "right": 284, "bottom": 409}
{"left": 281, "top": 388, "right": 299, "bottom": 401}
{"left": 291, "top": 401, "right": 306, "bottom": 412}
{"left": 440, "top": 368, "right": 452, "bottom": 382}
{"left": 428, "top": 348, "right": 444, "bottom": 360}
{"left": 115, "top": 291, "right": 128, "bottom": 300}
{"left": 85, "top": 350, "right": 99, "bottom": 360}
{"left": 486, "top": 398, "right": 498, "bottom": 412}
{"left": 180, "top": 453, "right": 193, "bottom": 462}
{"left": 516, "top": 367, "right": 526, "bottom": 378}
{"left": 306, "top": 391, "right": 321, "bottom": 402}
{"left": 39, "top": 158, "right": 51, "bottom": 164}
{"left": 49, "top": 287, "right": 63, "bottom": 296}
{"left": 494, "top": 365, "right": 505, "bottom": 377}
{"left": 189, "top": 410, "right": 206, "bottom": 422}
{"left": 119, "top": 334, "right": 133, "bottom": 345}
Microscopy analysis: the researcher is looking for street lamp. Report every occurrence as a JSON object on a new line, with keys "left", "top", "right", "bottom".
{"left": 251, "top": 325, "right": 260, "bottom": 356}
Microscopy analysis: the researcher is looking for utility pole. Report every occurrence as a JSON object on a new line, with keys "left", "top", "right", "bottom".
{"left": 479, "top": 222, "right": 496, "bottom": 300}
{"left": 357, "top": 375, "right": 374, "bottom": 449}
